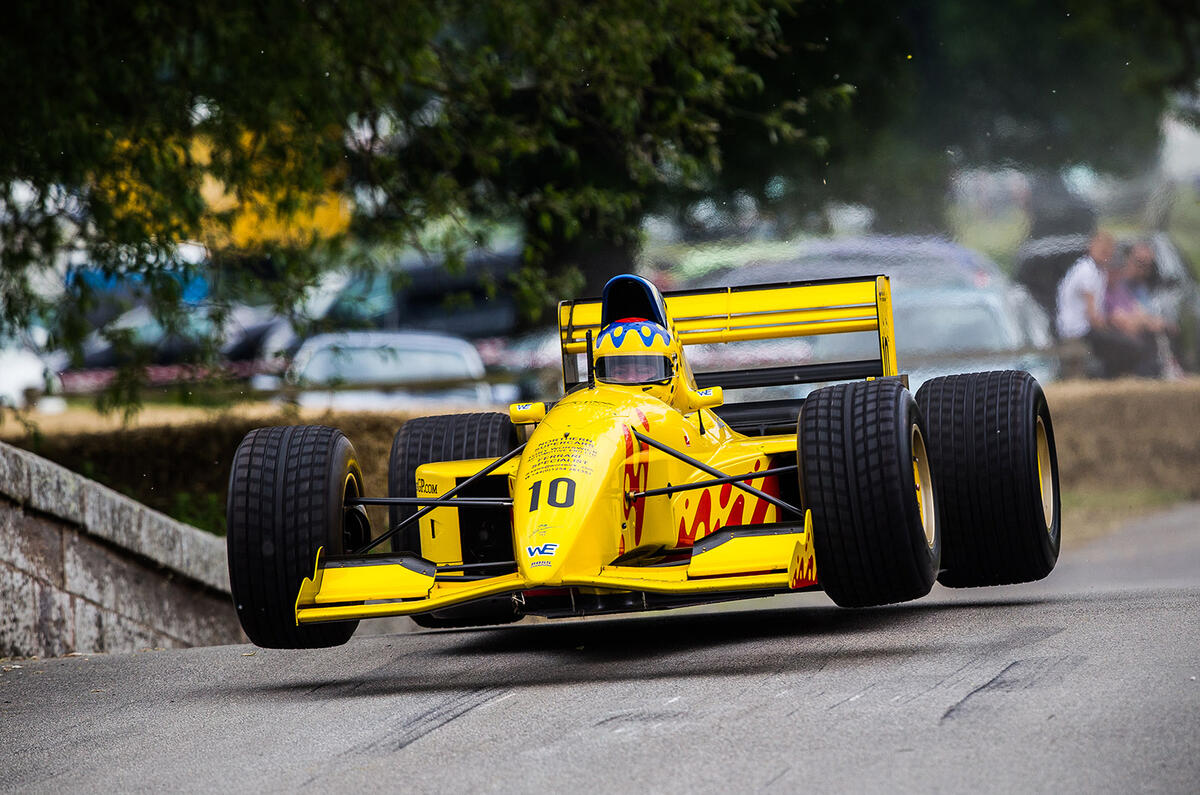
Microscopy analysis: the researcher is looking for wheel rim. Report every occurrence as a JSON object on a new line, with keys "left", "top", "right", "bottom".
{"left": 1036, "top": 416, "right": 1055, "bottom": 530}
{"left": 911, "top": 424, "right": 936, "bottom": 548}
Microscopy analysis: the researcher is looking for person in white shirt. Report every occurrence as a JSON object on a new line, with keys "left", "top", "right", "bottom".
{"left": 1056, "top": 231, "right": 1114, "bottom": 340}
{"left": 1056, "top": 230, "right": 1155, "bottom": 376}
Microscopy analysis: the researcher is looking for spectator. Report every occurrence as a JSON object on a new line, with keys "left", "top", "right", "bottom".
{"left": 1106, "top": 241, "right": 1180, "bottom": 377}
{"left": 1055, "top": 231, "right": 1154, "bottom": 377}
{"left": 1107, "top": 243, "right": 1162, "bottom": 331}
{"left": 1056, "top": 230, "right": 1113, "bottom": 340}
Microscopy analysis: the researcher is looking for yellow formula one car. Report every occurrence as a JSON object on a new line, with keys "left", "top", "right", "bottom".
{"left": 226, "top": 274, "right": 1061, "bottom": 648}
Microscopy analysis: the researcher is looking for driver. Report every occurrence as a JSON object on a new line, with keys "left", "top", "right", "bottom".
{"left": 593, "top": 318, "right": 675, "bottom": 396}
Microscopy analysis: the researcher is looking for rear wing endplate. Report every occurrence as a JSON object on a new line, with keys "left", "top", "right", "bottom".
{"left": 557, "top": 275, "right": 898, "bottom": 390}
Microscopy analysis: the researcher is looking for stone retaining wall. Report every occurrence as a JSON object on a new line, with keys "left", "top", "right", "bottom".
{"left": 0, "top": 442, "right": 245, "bottom": 657}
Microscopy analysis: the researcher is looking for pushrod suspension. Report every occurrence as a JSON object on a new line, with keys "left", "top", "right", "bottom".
{"left": 355, "top": 442, "right": 528, "bottom": 554}
{"left": 630, "top": 431, "right": 803, "bottom": 518}
{"left": 348, "top": 497, "right": 514, "bottom": 507}
{"left": 627, "top": 464, "right": 797, "bottom": 501}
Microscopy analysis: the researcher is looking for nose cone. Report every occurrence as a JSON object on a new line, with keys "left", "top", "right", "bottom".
{"left": 512, "top": 389, "right": 635, "bottom": 584}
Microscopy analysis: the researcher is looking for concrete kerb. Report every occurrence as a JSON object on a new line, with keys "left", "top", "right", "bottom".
{"left": 0, "top": 440, "right": 229, "bottom": 596}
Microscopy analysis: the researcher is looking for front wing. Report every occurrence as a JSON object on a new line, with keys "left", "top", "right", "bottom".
{"left": 295, "top": 512, "right": 818, "bottom": 625}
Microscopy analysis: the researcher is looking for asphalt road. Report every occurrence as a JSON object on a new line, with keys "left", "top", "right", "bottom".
{"left": 3, "top": 505, "right": 1198, "bottom": 794}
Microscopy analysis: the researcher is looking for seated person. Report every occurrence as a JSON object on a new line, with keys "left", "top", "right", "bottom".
{"left": 1056, "top": 231, "right": 1155, "bottom": 377}
{"left": 1107, "top": 242, "right": 1170, "bottom": 335}
{"left": 1056, "top": 230, "right": 1113, "bottom": 341}
{"left": 1105, "top": 241, "right": 1179, "bottom": 377}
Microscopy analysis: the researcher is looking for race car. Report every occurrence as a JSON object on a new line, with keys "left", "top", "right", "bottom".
{"left": 226, "top": 274, "right": 1061, "bottom": 648}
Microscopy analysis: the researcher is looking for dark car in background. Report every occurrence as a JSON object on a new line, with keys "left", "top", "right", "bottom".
{"left": 683, "top": 237, "right": 1059, "bottom": 396}
{"left": 810, "top": 287, "right": 1057, "bottom": 390}
{"left": 772, "top": 235, "right": 1008, "bottom": 291}
{"left": 238, "top": 243, "right": 524, "bottom": 366}
{"left": 323, "top": 245, "right": 521, "bottom": 340}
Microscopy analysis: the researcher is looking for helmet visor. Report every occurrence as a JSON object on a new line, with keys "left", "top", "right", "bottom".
{"left": 596, "top": 355, "right": 673, "bottom": 385}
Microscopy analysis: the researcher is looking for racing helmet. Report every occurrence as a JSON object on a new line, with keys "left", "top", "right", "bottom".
{"left": 593, "top": 318, "right": 675, "bottom": 398}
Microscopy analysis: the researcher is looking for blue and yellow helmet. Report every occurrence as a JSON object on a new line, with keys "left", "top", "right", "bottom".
{"left": 594, "top": 319, "right": 675, "bottom": 390}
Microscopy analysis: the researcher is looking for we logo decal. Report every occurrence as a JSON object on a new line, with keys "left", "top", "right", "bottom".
{"left": 526, "top": 543, "right": 559, "bottom": 557}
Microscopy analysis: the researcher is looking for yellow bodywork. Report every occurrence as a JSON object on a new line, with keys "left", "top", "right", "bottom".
{"left": 295, "top": 276, "right": 895, "bottom": 625}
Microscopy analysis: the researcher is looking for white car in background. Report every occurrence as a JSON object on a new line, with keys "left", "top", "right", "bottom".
{"left": 0, "top": 341, "right": 65, "bottom": 412}
{"left": 252, "top": 330, "right": 509, "bottom": 411}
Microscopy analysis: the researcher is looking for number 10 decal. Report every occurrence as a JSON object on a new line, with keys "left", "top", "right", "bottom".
{"left": 528, "top": 477, "right": 577, "bottom": 510}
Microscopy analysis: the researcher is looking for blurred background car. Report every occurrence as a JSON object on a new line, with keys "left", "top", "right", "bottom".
{"left": 811, "top": 287, "right": 1056, "bottom": 389}
{"left": 778, "top": 235, "right": 1008, "bottom": 289}
{"left": 51, "top": 244, "right": 280, "bottom": 391}
{"left": 683, "top": 237, "right": 1059, "bottom": 397}
{"left": 675, "top": 235, "right": 1008, "bottom": 290}
{"left": 66, "top": 302, "right": 270, "bottom": 370}
{"left": 684, "top": 287, "right": 1057, "bottom": 400}
{"left": 237, "top": 243, "right": 524, "bottom": 364}
{"left": 250, "top": 330, "right": 511, "bottom": 411}
{"left": 62, "top": 243, "right": 210, "bottom": 330}
{"left": 477, "top": 326, "right": 564, "bottom": 400}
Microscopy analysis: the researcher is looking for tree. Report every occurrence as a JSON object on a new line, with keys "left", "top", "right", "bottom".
{"left": 1, "top": 0, "right": 826, "bottom": 356}
{"left": 763, "top": 0, "right": 1200, "bottom": 232}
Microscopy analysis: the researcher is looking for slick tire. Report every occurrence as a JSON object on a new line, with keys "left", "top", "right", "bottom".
{"left": 916, "top": 371, "right": 1061, "bottom": 587}
{"left": 388, "top": 412, "right": 521, "bottom": 629}
{"left": 798, "top": 380, "right": 940, "bottom": 607}
{"left": 227, "top": 426, "right": 370, "bottom": 649}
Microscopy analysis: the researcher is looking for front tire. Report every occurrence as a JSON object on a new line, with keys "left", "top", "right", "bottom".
{"left": 388, "top": 412, "right": 520, "bottom": 628}
{"left": 799, "top": 380, "right": 940, "bottom": 607}
{"left": 916, "top": 371, "right": 1061, "bottom": 587}
{"left": 226, "top": 426, "right": 368, "bottom": 648}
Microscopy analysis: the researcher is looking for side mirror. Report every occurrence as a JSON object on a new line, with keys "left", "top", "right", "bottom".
{"left": 690, "top": 385, "right": 723, "bottom": 410}
{"left": 509, "top": 401, "right": 547, "bottom": 425}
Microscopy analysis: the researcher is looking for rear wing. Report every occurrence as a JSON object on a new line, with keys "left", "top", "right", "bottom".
{"left": 557, "top": 275, "right": 898, "bottom": 391}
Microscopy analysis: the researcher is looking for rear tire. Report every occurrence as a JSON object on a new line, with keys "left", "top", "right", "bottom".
{"left": 388, "top": 413, "right": 521, "bottom": 628}
{"left": 916, "top": 371, "right": 1061, "bottom": 587}
{"left": 226, "top": 426, "right": 368, "bottom": 648}
{"left": 798, "top": 380, "right": 940, "bottom": 607}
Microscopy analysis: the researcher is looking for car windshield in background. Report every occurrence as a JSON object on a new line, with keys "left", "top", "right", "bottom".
{"left": 811, "top": 297, "right": 1020, "bottom": 361}
{"left": 299, "top": 345, "right": 477, "bottom": 385}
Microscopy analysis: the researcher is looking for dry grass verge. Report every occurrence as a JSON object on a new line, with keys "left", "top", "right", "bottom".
{"left": 1045, "top": 377, "right": 1200, "bottom": 548}
{"left": 1045, "top": 377, "right": 1200, "bottom": 498}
